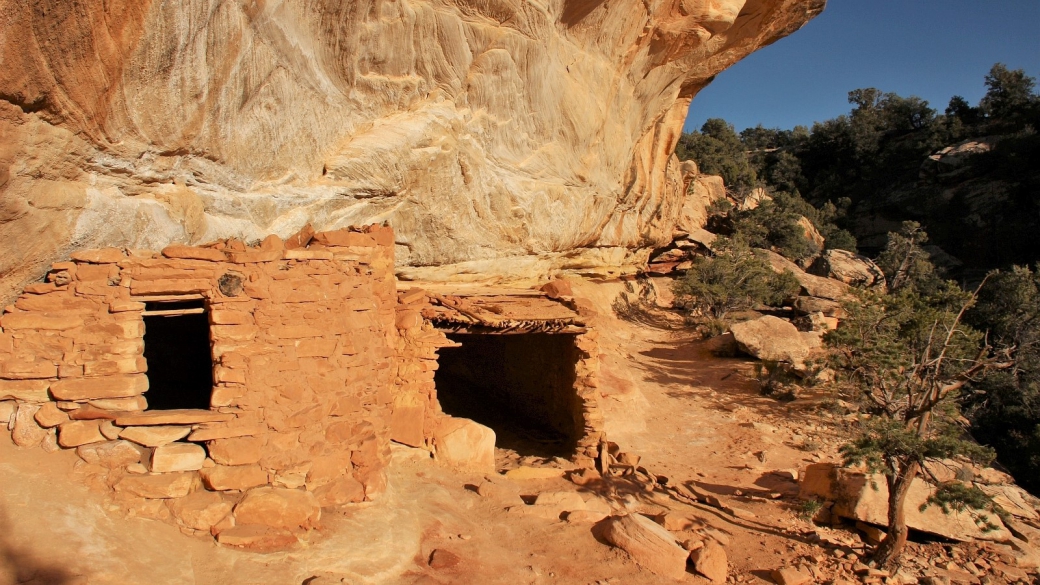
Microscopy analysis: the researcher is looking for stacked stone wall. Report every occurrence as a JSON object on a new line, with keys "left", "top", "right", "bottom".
{"left": 0, "top": 224, "right": 397, "bottom": 548}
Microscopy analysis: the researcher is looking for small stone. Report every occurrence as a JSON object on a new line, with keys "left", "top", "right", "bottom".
{"left": 76, "top": 440, "right": 147, "bottom": 468}
{"left": 565, "top": 509, "right": 609, "bottom": 523}
{"left": 690, "top": 540, "right": 728, "bottom": 584}
{"left": 57, "top": 419, "right": 106, "bottom": 447}
{"left": 150, "top": 443, "right": 206, "bottom": 472}
{"left": 12, "top": 403, "right": 49, "bottom": 447}
{"left": 206, "top": 436, "right": 263, "bottom": 466}
{"left": 40, "top": 430, "right": 60, "bottom": 452}
{"left": 34, "top": 402, "right": 69, "bottom": 428}
{"left": 115, "top": 472, "right": 196, "bottom": 499}
{"left": 200, "top": 464, "right": 269, "bottom": 491}
{"left": 99, "top": 420, "right": 122, "bottom": 440}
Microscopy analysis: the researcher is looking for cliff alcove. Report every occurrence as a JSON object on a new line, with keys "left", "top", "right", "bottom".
{"left": 434, "top": 332, "right": 582, "bottom": 457}
{"left": 141, "top": 299, "right": 213, "bottom": 410}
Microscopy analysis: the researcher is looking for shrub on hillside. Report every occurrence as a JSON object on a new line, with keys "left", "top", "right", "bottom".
{"left": 672, "top": 237, "right": 799, "bottom": 324}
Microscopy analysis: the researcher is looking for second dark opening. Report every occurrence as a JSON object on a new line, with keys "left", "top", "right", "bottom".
{"left": 434, "top": 332, "right": 582, "bottom": 458}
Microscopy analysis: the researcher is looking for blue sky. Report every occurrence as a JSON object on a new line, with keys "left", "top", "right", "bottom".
{"left": 684, "top": 0, "right": 1040, "bottom": 132}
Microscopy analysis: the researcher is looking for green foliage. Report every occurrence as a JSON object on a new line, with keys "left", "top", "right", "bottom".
{"left": 676, "top": 118, "right": 757, "bottom": 194}
{"left": 964, "top": 265, "right": 1040, "bottom": 493}
{"left": 875, "top": 221, "right": 943, "bottom": 293}
{"left": 980, "top": 63, "right": 1038, "bottom": 120}
{"left": 708, "top": 189, "right": 855, "bottom": 261}
{"left": 825, "top": 225, "right": 1012, "bottom": 561}
{"left": 672, "top": 237, "right": 800, "bottom": 321}
{"left": 797, "top": 498, "right": 824, "bottom": 521}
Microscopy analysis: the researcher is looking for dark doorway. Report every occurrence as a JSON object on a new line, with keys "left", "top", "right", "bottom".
{"left": 142, "top": 300, "right": 213, "bottom": 410}
{"left": 434, "top": 332, "right": 582, "bottom": 457}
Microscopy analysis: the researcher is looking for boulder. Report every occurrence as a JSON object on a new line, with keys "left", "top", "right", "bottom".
{"left": 150, "top": 443, "right": 206, "bottom": 473}
{"left": 730, "top": 316, "right": 810, "bottom": 365}
{"left": 796, "top": 216, "right": 824, "bottom": 251}
{"left": 791, "top": 296, "right": 846, "bottom": 318}
{"left": 602, "top": 514, "right": 688, "bottom": 580}
{"left": 168, "top": 490, "right": 233, "bottom": 531}
{"left": 757, "top": 249, "right": 849, "bottom": 300}
{"left": 234, "top": 487, "right": 321, "bottom": 532}
{"left": 433, "top": 417, "right": 496, "bottom": 474}
{"left": 690, "top": 540, "right": 728, "bottom": 584}
{"left": 799, "top": 463, "right": 1012, "bottom": 542}
{"left": 809, "top": 249, "right": 885, "bottom": 289}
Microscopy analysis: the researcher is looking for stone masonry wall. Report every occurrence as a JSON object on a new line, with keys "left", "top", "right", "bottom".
{"left": 0, "top": 224, "right": 397, "bottom": 549}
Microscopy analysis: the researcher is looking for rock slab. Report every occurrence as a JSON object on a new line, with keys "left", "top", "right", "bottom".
{"left": 602, "top": 514, "right": 688, "bottom": 580}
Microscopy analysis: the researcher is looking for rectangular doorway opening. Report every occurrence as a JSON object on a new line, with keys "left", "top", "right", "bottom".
{"left": 434, "top": 332, "right": 582, "bottom": 458}
{"left": 142, "top": 299, "right": 213, "bottom": 410}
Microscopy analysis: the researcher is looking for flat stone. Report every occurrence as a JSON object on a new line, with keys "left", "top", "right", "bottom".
{"left": 234, "top": 487, "right": 321, "bottom": 531}
{"left": 119, "top": 425, "right": 191, "bottom": 447}
{"left": 186, "top": 423, "right": 266, "bottom": 442}
{"left": 161, "top": 245, "right": 227, "bottom": 262}
{"left": 602, "top": 514, "right": 688, "bottom": 580}
{"left": 216, "top": 525, "right": 297, "bottom": 552}
{"left": 115, "top": 472, "right": 196, "bottom": 499}
{"left": 115, "top": 409, "right": 233, "bottom": 426}
{"left": 50, "top": 375, "right": 149, "bottom": 400}
{"left": 690, "top": 540, "right": 728, "bottom": 584}
{"left": 168, "top": 490, "right": 233, "bottom": 531}
{"left": 505, "top": 466, "right": 567, "bottom": 480}
{"left": 57, "top": 419, "right": 106, "bottom": 447}
{"left": 76, "top": 440, "right": 147, "bottom": 468}
{"left": 771, "top": 567, "right": 812, "bottom": 585}
{"left": 0, "top": 379, "right": 51, "bottom": 402}
{"left": 150, "top": 443, "right": 207, "bottom": 472}
{"left": 200, "top": 464, "right": 269, "bottom": 491}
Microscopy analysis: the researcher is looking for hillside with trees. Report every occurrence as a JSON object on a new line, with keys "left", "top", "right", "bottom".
{"left": 676, "top": 64, "right": 1040, "bottom": 502}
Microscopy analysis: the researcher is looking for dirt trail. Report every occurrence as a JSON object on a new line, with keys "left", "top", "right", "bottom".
{"left": 2, "top": 280, "right": 850, "bottom": 584}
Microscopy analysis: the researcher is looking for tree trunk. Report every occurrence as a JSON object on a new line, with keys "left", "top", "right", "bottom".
{"left": 872, "top": 460, "right": 921, "bottom": 566}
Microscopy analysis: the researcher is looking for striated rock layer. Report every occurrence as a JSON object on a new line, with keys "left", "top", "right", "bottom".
{"left": 0, "top": 0, "right": 824, "bottom": 300}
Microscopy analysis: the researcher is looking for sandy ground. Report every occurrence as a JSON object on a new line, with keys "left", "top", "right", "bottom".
{"left": 1, "top": 279, "right": 856, "bottom": 585}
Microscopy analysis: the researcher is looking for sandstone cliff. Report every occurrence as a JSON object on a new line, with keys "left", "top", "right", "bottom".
{"left": 0, "top": 0, "right": 824, "bottom": 300}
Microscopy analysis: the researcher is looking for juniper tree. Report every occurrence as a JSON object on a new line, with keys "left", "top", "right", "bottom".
{"left": 826, "top": 224, "right": 1013, "bottom": 565}
{"left": 672, "top": 236, "right": 799, "bottom": 325}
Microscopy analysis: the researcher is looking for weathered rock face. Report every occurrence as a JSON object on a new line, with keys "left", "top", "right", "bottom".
{"left": 0, "top": 0, "right": 824, "bottom": 299}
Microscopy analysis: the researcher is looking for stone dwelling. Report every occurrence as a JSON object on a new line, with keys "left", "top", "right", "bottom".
{"left": 0, "top": 224, "right": 602, "bottom": 548}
